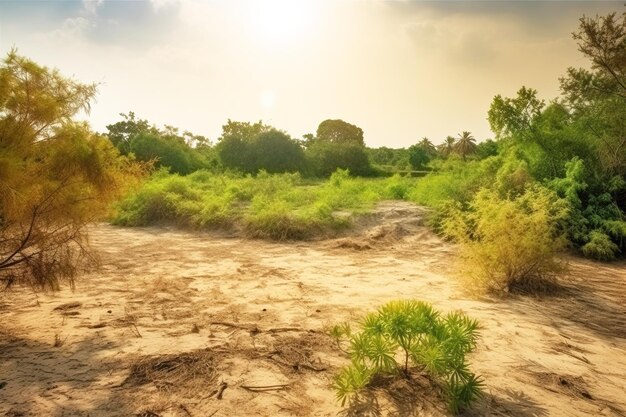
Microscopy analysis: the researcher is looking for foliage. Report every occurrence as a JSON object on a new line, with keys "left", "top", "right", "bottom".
{"left": 407, "top": 158, "right": 496, "bottom": 207}
{"left": 407, "top": 144, "right": 431, "bottom": 170}
{"left": 582, "top": 230, "right": 620, "bottom": 261}
{"left": 106, "top": 113, "right": 211, "bottom": 175}
{"left": 130, "top": 132, "right": 205, "bottom": 175}
{"left": 249, "top": 129, "right": 306, "bottom": 174}
{"left": 315, "top": 119, "right": 365, "bottom": 147}
{"left": 106, "top": 111, "right": 159, "bottom": 155}
{"left": 331, "top": 300, "right": 482, "bottom": 414}
{"left": 0, "top": 51, "right": 143, "bottom": 289}
{"left": 215, "top": 121, "right": 306, "bottom": 174}
{"left": 437, "top": 136, "right": 457, "bottom": 158}
{"left": 306, "top": 141, "right": 373, "bottom": 177}
{"left": 113, "top": 169, "right": 412, "bottom": 239}
{"left": 443, "top": 185, "right": 569, "bottom": 293}
{"left": 474, "top": 139, "right": 499, "bottom": 160}
{"left": 453, "top": 131, "right": 477, "bottom": 160}
{"left": 487, "top": 86, "right": 545, "bottom": 139}
{"left": 367, "top": 146, "right": 409, "bottom": 171}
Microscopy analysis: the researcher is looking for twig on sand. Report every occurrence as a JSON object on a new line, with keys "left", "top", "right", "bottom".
{"left": 178, "top": 404, "right": 194, "bottom": 417}
{"left": 241, "top": 383, "right": 291, "bottom": 392}
{"left": 131, "top": 323, "right": 142, "bottom": 338}
{"left": 216, "top": 382, "right": 228, "bottom": 399}
{"left": 209, "top": 321, "right": 319, "bottom": 335}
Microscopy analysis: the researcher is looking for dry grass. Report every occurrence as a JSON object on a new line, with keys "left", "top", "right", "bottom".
{"left": 123, "top": 349, "right": 218, "bottom": 392}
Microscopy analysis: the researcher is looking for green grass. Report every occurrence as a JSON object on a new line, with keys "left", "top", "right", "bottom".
{"left": 112, "top": 164, "right": 499, "bottom": 240}
{"left": 112, "top": 170, "right": 430, "bottom": 239}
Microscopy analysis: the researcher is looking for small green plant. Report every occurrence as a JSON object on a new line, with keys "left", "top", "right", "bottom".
{"left": 332, "top": 300, "right": 483, "bottom": 414}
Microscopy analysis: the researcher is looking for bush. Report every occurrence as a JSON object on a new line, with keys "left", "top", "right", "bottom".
{"left": 306, "top": 141, "right": 373, "bottom": 177}
{"left": 443, "top": 185, "right": 568, "bottom": 293}
{"left": 582, "top": 230, "right": 620, "bottom": 260}
{"left": 331, "top": 300, "right": 482, "bottom": 414}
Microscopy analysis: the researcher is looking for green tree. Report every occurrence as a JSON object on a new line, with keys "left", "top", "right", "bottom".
{"left": 474, "top": 139, "right": 499, "bottom": 160}
{"left": 0, "top": 51, "right": 142, "bottom": 289}
{"left": 216, "top": 121, "right": 306, "bottom": 174}
{"left": 454, "top": 131, "right": 477, "bottom": 160}
{"left": 315, "top": 119, "right": 365, "bottom": 147}
{"left": 306, "top": 141, "right": 372, "bottom": 177}
{"left": 407, "top": 144, "right": 430, "bottom": 170}
{"left": 252, "top": 129, "right": 306, "bottom": 174}
{"left": 106, "top": 112, "right": 158, "bottom": 155}
{"left": 437, "top": 136, "right": 457, "bottom": 157}
{"left": 130, "top": 132, "right": 203, "bottom": 175}
{"left": 487, "top": 87, "right": 545, "bottom": 139}
{"left": 417, "top": 136, "right": 437, "bottom": 157}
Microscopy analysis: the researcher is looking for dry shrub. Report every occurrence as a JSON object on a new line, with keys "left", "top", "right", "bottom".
{"left": 123, "top": 349, "right": 217, "bottom": 391}
{"left": 444, "top": 185, "right": 568, "bottom": 294}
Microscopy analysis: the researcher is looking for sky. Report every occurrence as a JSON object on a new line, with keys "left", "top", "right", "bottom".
{"left": 0, "top": 0, "right": 624, "bottom": 147}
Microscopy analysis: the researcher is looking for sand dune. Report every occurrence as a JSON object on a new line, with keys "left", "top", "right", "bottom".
{"left": 1, "top": 202, "right": 624, "bottom": 417}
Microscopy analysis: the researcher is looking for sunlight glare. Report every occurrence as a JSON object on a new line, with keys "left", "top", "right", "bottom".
{"left": 248, "top": 0, "right": 316, "bottom": 42}
{"left": 260, "top": 90, "right": 276, "bottom": 109}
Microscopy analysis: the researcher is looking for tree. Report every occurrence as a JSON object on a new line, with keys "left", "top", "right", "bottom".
{"left": 216, "top": 121, "right": 306, "bottom": 174}
{"left": 417, "top": 136, "right": 437, "bottom": 157}
{"left": 130, "top": 132, "right": 203, "bottom": 175}
{"left": 487, "top": 86, "right": 545, "bottom": 139}
{"left": 0, "top": 51, "right": 141, "bottom": 289}
{"left": 454, "top": 131, "right": 477, "bottom": 160}
{"left": 306, "top": 141, "right": 372, "bottom": 177}
{"left": 560, "top": 12, "right": 626, "bottom": 179}
{"left": 474, "top": 139, "right": 499, "bottom": 160}
{"left": 437, "top": 136, "right": 457, "bottom": 157}
{"left": 252, "top": 129, "right": 306, "bottom": 174}
{"left": 106, "top": 113, "right": 209, "bottom": 175}
{"left": 407, "top": 144, "right": 430, "bottom": 170}
{"left": 315, "top": 119, "right": 365, "bottom": 147}
{"left": 561, "top": 11, "right": 626, "bottom": 106}
{"left": 106, "top": 112, "right": 158, "bottom": 155}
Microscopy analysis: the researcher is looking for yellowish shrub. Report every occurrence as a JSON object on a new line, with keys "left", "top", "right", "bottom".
{"left": 444, "top": 185, "right": 568, "bottom": 293}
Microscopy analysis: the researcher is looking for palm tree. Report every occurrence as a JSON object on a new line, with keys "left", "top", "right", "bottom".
{"left": 417, "top": 137, "right": 437, "bottom": 157}
{"left": 454, "top": 131, "right": 477, "bottom": 160}
{"left": 437, "top": 136, "right": 456, "bottom": 157}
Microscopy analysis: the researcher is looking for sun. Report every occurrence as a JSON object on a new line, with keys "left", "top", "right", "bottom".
{"left": 248, "top": 0, "right": 317, "bottom": 42}
{"left": 260, "top": 90, "right": 276, "bottom": 109}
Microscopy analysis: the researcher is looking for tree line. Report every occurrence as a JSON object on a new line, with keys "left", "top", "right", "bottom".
{"left": 105, "top": 113, "right": 495, "bottom": 177}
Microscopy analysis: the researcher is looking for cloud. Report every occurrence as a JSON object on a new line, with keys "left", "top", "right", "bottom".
{"left": 0, "top": 0, "right": 182, "bottom": 47}
{"left": 82, "top": 0, "right": 181, "bottom": 45}
{"left": 386, "top": 1, "right": 624, "bottom": 37}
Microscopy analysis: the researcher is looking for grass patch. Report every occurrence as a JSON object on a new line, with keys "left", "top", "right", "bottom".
{"left": 112, "top": 170, "right": 423, "bottom": 239}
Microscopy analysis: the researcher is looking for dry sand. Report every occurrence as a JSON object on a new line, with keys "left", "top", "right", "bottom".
{"left": 1, "top": 201, "right": 624, "bottom": 417}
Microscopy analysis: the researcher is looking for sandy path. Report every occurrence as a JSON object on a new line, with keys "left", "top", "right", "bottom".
{"left": 1, "top": 202, "right": 625, "bottom": 417}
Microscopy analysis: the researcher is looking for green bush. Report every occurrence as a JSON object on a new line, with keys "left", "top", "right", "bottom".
{"left": 331, "top": 300, "right": 482, "bottom": 414}
{"left": 306, "top": 141, "right": 373, "bottom": 177}
{"left": 582, "top": 230, "right": 620, "bottom": 261}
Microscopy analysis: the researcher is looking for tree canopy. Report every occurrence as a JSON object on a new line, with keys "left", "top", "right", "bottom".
{"left": 0, "top": 51, "right": 142, "bottom": 289}
{"left": 315, "top": 119, "right": 365, "bottom": 147}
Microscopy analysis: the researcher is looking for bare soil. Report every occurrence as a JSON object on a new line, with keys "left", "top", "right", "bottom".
{"left": 1, "top": 201, "right": 624, "bottom": 417}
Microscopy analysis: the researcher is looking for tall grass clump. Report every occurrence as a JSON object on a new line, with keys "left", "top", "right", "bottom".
{"left": 331, "top": 300, "right": 482, "bottom": 414}
{"left": 443, "top": 185, "right": 569, "bottom": 294}
{"left": 407, "top": 158, "right": 497, "bottom": 207}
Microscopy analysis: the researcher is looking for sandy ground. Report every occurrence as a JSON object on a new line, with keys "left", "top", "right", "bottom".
{"left": 1, "top": 201, "right": 625, "bottom": 417}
